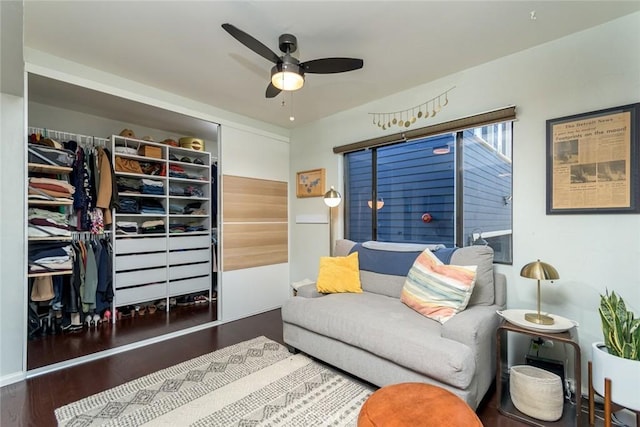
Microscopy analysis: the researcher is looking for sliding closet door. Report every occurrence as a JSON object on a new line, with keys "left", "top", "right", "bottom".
{"left": 219, "top": 126, "right": 289, "bottom": 321}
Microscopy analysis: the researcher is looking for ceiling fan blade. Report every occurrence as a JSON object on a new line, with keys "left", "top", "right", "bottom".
{"left": 222, "top": 23, "right": 280, "bottom": 64}
{"left": 301, "top": 58, "right": 364, "bottom": 74}
{"left": 266, "top": 83, "right": 281, "bottom": 98}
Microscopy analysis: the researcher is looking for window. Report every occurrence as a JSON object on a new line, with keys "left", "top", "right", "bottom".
{"left": 344, "top": 120, "right": 513, "bottom": 264}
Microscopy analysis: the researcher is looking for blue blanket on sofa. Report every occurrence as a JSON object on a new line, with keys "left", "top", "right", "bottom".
{"left": 348, "top": 243, "right": 457, "bottom": 277}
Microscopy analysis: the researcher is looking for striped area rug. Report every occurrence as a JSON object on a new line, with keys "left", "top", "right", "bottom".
{"left": 55, "top": 336, "right": 374, "bottom": 426}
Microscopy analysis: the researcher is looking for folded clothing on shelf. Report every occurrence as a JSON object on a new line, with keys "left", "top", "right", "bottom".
{"left": 117, "top": 176, "right": 141, "bottom": 193}
{"left": 115, "top": 157, "right": 143, "bottom": 174}
{"left": 28, "top": 143, "right": 75, "bottom": 167}
{"left": 140, "top": 178, "right": 164, "bottom": 195}
{"left": 168, "top": 164, "right": 189, "bottom": 179}
{"left": 114, "top": 146, "right": 138, "bottom": 155}
{"left": 116, "top": 221, "right": 138, "bottom": 234}
{"left": 28, "top": 177, "right": 75, "bottom": 200}
{"left": 141, "top": 219, "right": 165, "bottom": 234}
{"left": 28, "top": 242, "right": 72, "bottom": 272}
{"left": 139, "top": 199, "right": 165, "bottom": 214}
{"left": 168, "top": 222, "right": 205, "bottom": 233}
{"left": 118, "top": 197, "right": 140, "bottom": 213}
{"left": 139, "top": 162, "right": 163, "bottom": 176}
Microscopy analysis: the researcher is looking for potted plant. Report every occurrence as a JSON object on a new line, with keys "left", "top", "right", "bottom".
{"left": 592, "top": 290, "right": 640, "bottom": 411}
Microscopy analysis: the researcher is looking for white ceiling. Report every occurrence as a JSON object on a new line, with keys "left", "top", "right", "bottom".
{"left": 23, "top": 1, "right": 640, "bottom": 130}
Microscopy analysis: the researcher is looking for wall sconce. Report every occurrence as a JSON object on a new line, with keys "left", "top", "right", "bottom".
{"left": 367, "top": 198, "right": 384, "bottom": 210}
{"left": 323, "top": 186, "right": 342, "bottom": 256}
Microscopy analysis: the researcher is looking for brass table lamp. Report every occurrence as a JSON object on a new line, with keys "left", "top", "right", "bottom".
{"left": 520, "top": 259, "right": 559, "bottom": 325}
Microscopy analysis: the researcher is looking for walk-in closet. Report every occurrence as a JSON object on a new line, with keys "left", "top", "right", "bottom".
{"left": 26, "top": 74, "right": 220, "bottom": 370}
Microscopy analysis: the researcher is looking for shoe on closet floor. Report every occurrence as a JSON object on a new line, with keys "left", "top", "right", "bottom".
{"left": 62, "top": 313, "right": 83, "bottom": 333}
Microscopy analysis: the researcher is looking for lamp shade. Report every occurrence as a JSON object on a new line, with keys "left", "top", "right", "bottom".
{"left": 520, "top": 260, "right": 559, "bottom": 281}
{"left": 324, "top": 186, "right": 342, "bottom": 208}
{"left": 520, "top": 259, "right": 559, "bottom": 325}
{"left": 271, "top": 63, "right": 304, "bottom": 91}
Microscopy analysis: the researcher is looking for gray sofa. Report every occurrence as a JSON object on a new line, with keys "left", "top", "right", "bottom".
{"left": 281, "top": 239, "right": 507, "bottom": 409}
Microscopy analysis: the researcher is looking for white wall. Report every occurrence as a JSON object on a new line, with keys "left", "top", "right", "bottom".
{"left": 0, "top": 0, "right": 26, "bottom": 385}
{"left": 290, "top": 12, "right": 640, "bottom": 390}
{"left": 0, "top": 93, "right": 27, "bottom": 385}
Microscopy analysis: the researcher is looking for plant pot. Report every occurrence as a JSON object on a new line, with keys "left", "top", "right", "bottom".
{"left": 592, "top": 342, "right": 640, "bottom": 411}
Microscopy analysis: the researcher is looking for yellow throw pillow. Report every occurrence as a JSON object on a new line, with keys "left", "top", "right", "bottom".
{"left": 316, "top": 252, "right": 362, "bottom": 293}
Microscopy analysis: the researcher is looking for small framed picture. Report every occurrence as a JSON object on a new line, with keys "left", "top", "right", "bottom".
{"left": 296, "top": 168, "right": 325, "bottom": 198}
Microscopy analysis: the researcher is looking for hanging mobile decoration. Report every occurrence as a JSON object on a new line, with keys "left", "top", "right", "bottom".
{"left": 368, "top": 86, "right": 454, "bottom": 131}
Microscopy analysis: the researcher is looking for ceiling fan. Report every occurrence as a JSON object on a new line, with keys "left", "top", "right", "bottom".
{"left": 222, "top": 23, "right": 364, "bottom": 98}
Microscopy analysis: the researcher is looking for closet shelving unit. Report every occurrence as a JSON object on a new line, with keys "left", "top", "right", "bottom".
{"left": 27, "top": 162, "right": 74, "bottom": 278}
{"left": 111, "top": 135, "right": 212, "bottom": 316}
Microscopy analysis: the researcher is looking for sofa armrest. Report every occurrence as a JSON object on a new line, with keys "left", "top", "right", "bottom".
{"left": 441, "top": 305, "right": 500, "bottom": 348}
{"left": 441, "top": 304, "right": 501, "bottom": 405}
{"left": 295, "top": 283, "right": 325, "bottom": 298}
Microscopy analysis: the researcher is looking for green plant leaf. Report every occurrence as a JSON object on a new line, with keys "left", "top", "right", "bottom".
{"left": 598, "top": 290, "right": 639, "bottom": 360}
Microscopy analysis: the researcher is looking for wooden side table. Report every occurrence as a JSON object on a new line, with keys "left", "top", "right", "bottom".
{"left": 497, "top": 320, "right": 582, "bottom": 427}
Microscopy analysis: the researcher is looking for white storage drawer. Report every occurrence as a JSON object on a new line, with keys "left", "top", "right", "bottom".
{"left": 169, "top": 263, "right": 210, "bottom": 280}
{"left": 169, "top": 276, "right": 209, "bottom": 297}
{"left": 169, "top": 248, "right": 209, "bottom": 265}
{"left": 116, "top": 237, "right": 167, "bottom": 255}
{"left": 115, "top": 267, "right": 167, "bottom": 289}
{"left": 168, "top": 235, "right": 210, "bottom": 250}
{"left": 116, "top": 252, "right": 167, "bottom": 271}
{"left": 116, "top": 283, "right": 166, "bottom": 306}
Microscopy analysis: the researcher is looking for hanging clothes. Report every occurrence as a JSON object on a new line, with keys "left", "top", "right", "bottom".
{"left": 70, "top": 146, "right": 94, "bottom": 231}
{"left": 80, "top": 240, "right": 98, "bottom": 313}
{"left": 95, "top": 238, "right": 114, "bottom": 314}
{"left": 96, "top": 147, "right": 114, "bottom": 225}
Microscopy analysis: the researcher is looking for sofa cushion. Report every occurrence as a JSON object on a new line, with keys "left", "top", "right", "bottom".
{"left": 350, "top": 243, "right": 423, "bottom": 276}
{"left": 451, "top": 246, "right": 494, "bottom": 306}
{"left": 281, "top": 292, "right": 476, "bottom": 390}
{"left": 316, "top": 252, "right": 362, "bottom": 293}
{"left": 359, "top": 270, "right": 407, "bottom": 298}
{"left": 333, "top": 239, "right": 495, "bottom": 305}
{"left": 401, "top": 249, "right": 477, "bottom": 324}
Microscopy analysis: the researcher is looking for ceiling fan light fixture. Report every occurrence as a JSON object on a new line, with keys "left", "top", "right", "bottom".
{"left": 271, "top": 63, "right": 304, "bottom": 91}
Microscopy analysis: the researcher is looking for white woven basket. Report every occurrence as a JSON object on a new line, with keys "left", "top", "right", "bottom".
{"left": 509, "top": 365, "right": 564, "bottom": 421}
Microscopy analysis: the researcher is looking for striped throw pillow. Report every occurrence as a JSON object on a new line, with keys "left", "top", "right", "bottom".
{"left": 401, "top": 248, "right": 477, "bottom": 323}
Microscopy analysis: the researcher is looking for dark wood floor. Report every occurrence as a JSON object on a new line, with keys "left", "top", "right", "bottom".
{"left": 3, "top": 309, "right": 593, "bottom": 427}
{"left": 27, "top": 302, "right": 217, "bottom": 369}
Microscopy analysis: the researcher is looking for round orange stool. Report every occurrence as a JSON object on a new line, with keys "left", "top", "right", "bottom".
{"left": 358, "top": 382, "right": 482, "bottom": 427}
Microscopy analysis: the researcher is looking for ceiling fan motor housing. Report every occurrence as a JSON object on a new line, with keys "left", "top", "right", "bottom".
{"left": 279, "top": 33, "right": 298, "bottom": 54}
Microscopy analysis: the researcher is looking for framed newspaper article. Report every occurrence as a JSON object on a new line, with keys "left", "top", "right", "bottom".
{"left": 546, "top": 103, "right": 639, "bottom": 214}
